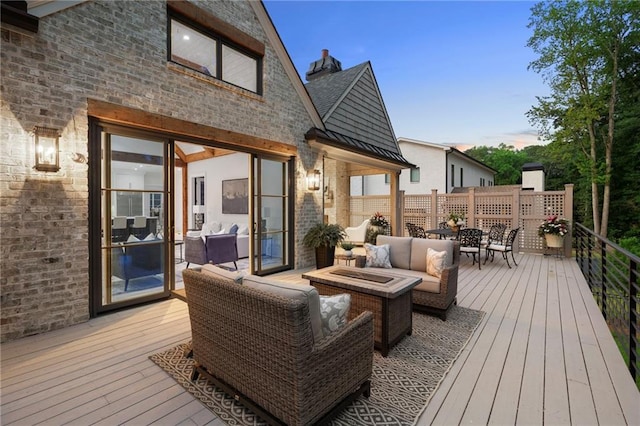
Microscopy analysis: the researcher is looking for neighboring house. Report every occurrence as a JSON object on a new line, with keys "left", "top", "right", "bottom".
{"left": 0, "top": 1, "right": 408, "bottom": 341}
{"left": 397, "top": 137, "right": 497, "bottom": 194}
{"left": 303, "top": 49, "right": 413, "bottom": 226}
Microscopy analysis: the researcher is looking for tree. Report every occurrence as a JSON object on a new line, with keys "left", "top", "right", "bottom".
{"left": 526, "top": 0, "right": 639, "bottom": 238}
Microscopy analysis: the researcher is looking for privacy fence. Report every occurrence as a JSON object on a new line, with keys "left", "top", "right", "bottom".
{"left": 349, "top": 184, "right": 574, "bottom": 256}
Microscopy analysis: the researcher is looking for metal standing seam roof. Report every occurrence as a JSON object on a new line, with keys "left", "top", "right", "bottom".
{"left": 305, "top": 127, "right": 413, "bottom": 168}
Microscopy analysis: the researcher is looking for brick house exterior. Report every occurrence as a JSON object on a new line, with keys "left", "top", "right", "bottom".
{"left": 0, "top": 0, "right": 327, "bottom": 341}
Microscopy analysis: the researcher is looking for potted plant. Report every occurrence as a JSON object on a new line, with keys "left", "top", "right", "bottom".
{"left": 303, "top": 223, "right": 346, "bottom": 268}
{"left": 447, "top": 213, "right": 465, "bottom": 232}
{"left": 367, "top": 212, "right": 389, "bottom": 244}
{"left": 340, "top": 241, "right": 356, "bottom": 257}
{"left": 537, "top": 215, "right": 570, "bottom": 247}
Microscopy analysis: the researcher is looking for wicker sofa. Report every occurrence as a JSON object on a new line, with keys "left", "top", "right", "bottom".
{"left": 182, "top": 268, "right": 374, "bottom": 425}
{"left": 358, "top": 235, "right": 460, "bottom": 320}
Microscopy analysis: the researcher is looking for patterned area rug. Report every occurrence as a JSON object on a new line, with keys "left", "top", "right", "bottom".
{"left": 150, "top": 306, "right": 483, "bottom": 425}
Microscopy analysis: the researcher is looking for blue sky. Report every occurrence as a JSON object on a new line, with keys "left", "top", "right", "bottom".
{"left": 263, "top": 0, "right": 549, "bottom": 149}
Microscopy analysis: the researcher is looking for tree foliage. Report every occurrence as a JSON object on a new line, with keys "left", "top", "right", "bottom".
{"left": 525, "top": 0, "right": 640, "bottom": 238}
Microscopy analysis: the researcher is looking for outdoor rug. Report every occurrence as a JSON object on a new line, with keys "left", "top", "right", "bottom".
{"left": 150, "top": 305, "right": 484, "bottom": 426}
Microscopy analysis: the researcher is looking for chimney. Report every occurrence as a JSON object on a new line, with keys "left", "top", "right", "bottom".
{"left": 306, "top": 49, "right": 342, "bottom": 81}
{"left": 521, "top": 162, "right": 545, "bottom": 191}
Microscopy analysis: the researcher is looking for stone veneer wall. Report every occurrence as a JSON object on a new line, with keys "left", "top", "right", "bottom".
{"left": 0, "top": 0, "right": 321, "bottom": 341}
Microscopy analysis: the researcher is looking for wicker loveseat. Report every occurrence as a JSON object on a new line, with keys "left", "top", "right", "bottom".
{"left": 182, "top": 269, "right": 374, "bottom": 425}
{"left": 358, "top": 235, "right": 460, "bottom": 320}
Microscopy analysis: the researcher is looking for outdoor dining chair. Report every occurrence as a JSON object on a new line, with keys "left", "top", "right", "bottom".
{"left": 458, "top": 228, "right": 483, "bottom": 269}
{"left": 482, "top": 223, "right": 507, "bottom": 248}
{"left": 406, "top": 222, "right": 427, "bottom": 238}
{"left": 485, "top": 227, "right": 520, "bottom": 268}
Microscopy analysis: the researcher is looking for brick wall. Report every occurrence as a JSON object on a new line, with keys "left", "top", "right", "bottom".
{"left": 0, "top": 0, "right": 321, "bottom": 341}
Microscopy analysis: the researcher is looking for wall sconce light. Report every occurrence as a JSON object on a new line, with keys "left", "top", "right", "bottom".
{"left": 307, "top": 169, "right": 321, "bottom": 191}
{"left": 33, "top": 126, "right": 60, "bottom": 172}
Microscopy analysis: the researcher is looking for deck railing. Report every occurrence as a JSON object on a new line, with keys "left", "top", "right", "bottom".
{"left": 575, "top": 223, "right": 639, "bottom": 383}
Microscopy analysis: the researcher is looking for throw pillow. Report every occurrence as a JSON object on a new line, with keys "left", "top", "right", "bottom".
{"left": 319, "top": 294, "right": 351, "bottom": 336}
{"left": 228, "top": 224, "right": 238, "bottom": 234}
{"left": 127, "top": 234, "right": 140, "bottom": 243}
{"left": 237, "top": 225, "right": 249, "bottom": 235}
{"left": 143, "top": 233, "right": 156, "bottom": 241}
{"left": 364, "top": 243, "right": 392, "bottom": 268}
{"left": 426, "top": 247, "right": 447, "bottom": 278}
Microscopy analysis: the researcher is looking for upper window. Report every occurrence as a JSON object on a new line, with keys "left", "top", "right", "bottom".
{"left": 169, "top": 17, "right": 261, "bottom": 94}
{"left": 410, "top": 167, "right": 420, "bottom": 183}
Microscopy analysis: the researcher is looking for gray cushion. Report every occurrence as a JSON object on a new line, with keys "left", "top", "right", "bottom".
{"left": 201, "top": 264, "right": 245, "bottom": 284}
{"left": 243, "top": 275, "right": 324, "bottom": 344}
{"left": 377, "top": 235, "right": 412, "bottom": 269}
{"left": 228, "top": 224, "right": 238, "bottom": 234}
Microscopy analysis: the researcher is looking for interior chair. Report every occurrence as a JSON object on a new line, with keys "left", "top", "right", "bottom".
{"left": 458, "top": 228, "right": 483, "bottom": 269}
{"left": 205, "top": 234, "right": 239, "bottom": 270}
{"left": 485, "top": 227, "right": 520, "bottom": 268}
{"left": 112, "top": 216, "right": 128, "bottom": 242}
{"left": 344, "top": 219, "right": 370, "bottom": 245}
{"left": 184, "top": 234, "right": 239, "bottom": 269}
{"left": 131, "top": 215, "right": 147, "bottom": 239}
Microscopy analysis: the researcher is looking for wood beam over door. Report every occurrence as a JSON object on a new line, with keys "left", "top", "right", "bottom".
{"left": 87, "top": 99, "right": 297, "bottom": 157}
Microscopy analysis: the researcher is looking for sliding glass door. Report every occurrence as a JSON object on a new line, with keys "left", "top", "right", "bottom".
{"left": 252, "top": 155, "right": 293, "bottom": 274}
{"left": 94, "top": 128, "right": 172, "bottom": 313}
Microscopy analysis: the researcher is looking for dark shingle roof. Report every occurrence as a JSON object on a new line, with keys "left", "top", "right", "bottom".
{"left": 305, "top": 62, "right": 369, "bottom": 118}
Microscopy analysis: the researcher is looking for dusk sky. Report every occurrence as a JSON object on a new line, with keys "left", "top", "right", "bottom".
{"left": 263, "top": 0, "right": 549, "bottom": 150}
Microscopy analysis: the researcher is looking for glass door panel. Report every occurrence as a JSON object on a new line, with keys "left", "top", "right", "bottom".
{"left": 252, "top": 156, "right": 291, "bottom": 274}
{"left": 100, "top": 133, "right": 169, "bottom": 308}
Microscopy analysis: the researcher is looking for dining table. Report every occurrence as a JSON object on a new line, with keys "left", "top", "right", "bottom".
{"left": 424, "top": 228, "right": 457, "bottom": 239}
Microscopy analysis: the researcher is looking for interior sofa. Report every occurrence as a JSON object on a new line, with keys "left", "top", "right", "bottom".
{"left": 358, "top": 235, "right": 460, "bottom": 320}
{"left": 112, "top": 242, "right": 163, "bottom": 291}
{"left": 182, "top": 267, "right": 374, "bottom": 425}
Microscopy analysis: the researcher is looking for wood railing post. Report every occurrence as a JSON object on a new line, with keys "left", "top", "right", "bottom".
{"left": 629, "top": 259, "right": 637, "bottom": 380}
{"left": 430, "top": 189, "right": 438, "bottom": 229}
{"left": 564, "top": 184, "right": 574, "bottom": 257}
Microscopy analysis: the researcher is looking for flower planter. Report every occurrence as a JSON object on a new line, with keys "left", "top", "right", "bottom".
{"left": 544, "top": 234, "right": 564, "bottom": 248}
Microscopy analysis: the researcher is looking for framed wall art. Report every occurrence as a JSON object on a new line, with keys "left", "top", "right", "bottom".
{"left": 222, "top": 178, "right": 248, "bottom": 214}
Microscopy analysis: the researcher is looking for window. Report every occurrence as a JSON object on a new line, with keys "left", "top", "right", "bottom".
{"left": 410, "top": 167, "right": 420, "bottom": 183}
{"left": 450, "top": 165, "right": 455, "bottom": 187}
{"left": 169, "top": 17, "right": 262, "bottom": 94}
{"left": 385, "top": 173, "right": 390, "bottom": 184}
{"left": 480, "top": 177, "right": 485, "bottom": 187}
{"left": 460, "top": 167, "right": 464, "bottom": 187}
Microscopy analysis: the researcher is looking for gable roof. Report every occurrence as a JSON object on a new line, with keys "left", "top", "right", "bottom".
{"left": 304, "top": 61, "right": 412, "bottom": 169}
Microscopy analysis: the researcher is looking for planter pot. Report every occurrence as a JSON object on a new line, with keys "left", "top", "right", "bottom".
{"left": 343, "top": 250, "right": 353, "bottom": 257}
{"left": 315, "top": 245, "right": 336, "bottom": 269}
{"left": 544, "top": 234, "right": 564, "bottom": 248}
{"left": 451, "top": 225, "right": 460, "bottom": 233}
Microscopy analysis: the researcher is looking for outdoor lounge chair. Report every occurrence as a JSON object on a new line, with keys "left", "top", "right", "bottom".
{"left": 183, "top": 269, "right": 374, "bottom": 425}
{"left": 344, "top": 219, "right": 370, "bottom": 245}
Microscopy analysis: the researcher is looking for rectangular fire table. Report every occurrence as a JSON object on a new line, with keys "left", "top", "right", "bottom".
{"left": 302, "top": 265, "right": 421, "bottom": 356}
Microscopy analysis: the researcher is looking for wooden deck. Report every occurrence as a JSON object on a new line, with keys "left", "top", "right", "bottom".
{"left": 1, "top": 254, "right": 638, "bottom": 425}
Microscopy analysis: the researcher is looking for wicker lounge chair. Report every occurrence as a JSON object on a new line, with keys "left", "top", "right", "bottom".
{"left": 183, "top": 269, "right": 374, "bottom": 425}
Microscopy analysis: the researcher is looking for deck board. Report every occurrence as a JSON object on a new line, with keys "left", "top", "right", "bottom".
{"left": 2, "top": 255, "right": 638, "bottom": 426}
